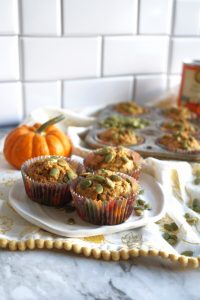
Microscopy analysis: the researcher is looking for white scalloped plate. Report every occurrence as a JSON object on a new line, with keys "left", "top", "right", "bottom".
{"left": 9, "top": 173, "right": 165, "bottom": 238}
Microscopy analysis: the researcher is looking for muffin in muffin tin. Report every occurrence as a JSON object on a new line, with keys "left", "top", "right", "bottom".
{"left": 96, "top": 127, "right": 145, "bottom": 147}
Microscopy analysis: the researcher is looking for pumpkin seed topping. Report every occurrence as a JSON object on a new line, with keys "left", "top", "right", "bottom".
{"left": 164, "top": 222, "right": 178, "bottom": 232}
{"left": 95, "top": 147, "right": 111, "bottom": 155}
{"left": 181, "top": 251, "right": 193, "bottom": 257}
{"left": 121, "top": 156, "right": 129, "bottom": 163}
{"left": 104, "top": 153, "right": 114, "bottom": 163}
{"left": 92, "top": 175, "right": 106, "bottom": 183}
{"left": 105, "top": 178, "right": 115, "bottom": 189}
{"left": 96, "top": 184, "right": 104, "bottom": 194}
{"left": 191, "top": 198, "right": 200, "bottom": 213}
{"left": 194, "top": 177, "right": 200, "bottom": 185}
{"left": 67, "top": 218, "right": 75, "bottom": 225}
{"left": 64, "top": 170, "right": 76, "bottom": 181}
{"left": 126, "top": 178, "right": 133, "bottom": 186}
{"left": 48, "top": 157, "right": 58, "bottom": 163}
{"left": 57, "top": 159, "right": 68, "bottom": 167}
{"left": 184, "top": 213, "right": 198, "bottom": 226}
{"left": 163, "top": 233, "right": 177, "bottom": 245}
{"left": 110, "top": 174, "right": 122, "bottom": 182}
{"left": 49, "top": 167, "right": 60, "bottom": 178}
{"left": 80, "top": 179, "right": 92, "bottom": 189}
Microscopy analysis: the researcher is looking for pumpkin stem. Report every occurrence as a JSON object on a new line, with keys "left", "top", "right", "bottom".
{"left": 36, "top": 114, "right": 65, "bottom": 134}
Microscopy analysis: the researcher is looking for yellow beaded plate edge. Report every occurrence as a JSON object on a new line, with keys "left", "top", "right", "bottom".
{"left": 0, "top": 238, "right": 199, "bottom": 268}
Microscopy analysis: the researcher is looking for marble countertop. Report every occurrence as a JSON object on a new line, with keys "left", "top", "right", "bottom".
{"left": 0, "top": 250, "right": 200, "bottom": 300}
{"left": 0, "top": 128, "right": 200, "bottom": 300}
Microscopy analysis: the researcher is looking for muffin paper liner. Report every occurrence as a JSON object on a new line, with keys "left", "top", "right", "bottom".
{"left": 21, "top": 156, "right": 85, "bottom": 207}
{"left": 70, "top": 173, "right": 138, "bottom": 225}
{"left": 83, "top": 149, "right": 143, "bottom": 180}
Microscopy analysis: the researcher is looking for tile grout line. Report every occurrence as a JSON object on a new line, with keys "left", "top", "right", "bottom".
{"left": 60, "top": 80, "right": 64, "bottom": 108}
{"left": 0, "top": 73, "right": 176, "bottom": 84}
{"left": 136, "top": 0, "right": 140, "bottom": 35}
{"left": 100, "top": 36, "right": 104, "bottom": 77}
{"left": 166, "top": 0, "right": 176, "bottom": 90}
{"left": 59, "top": 0, "right": 64, "bottom": 36}
{"left": 131, "top": 76, "right": 136, "bottom": 101}
{"left": 17, "top": 0, "right": 26, "bottom": 119}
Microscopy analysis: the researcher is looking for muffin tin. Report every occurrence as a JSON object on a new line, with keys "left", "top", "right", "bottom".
{"left": 84, "top": 105, "right": 200, "bottom": 162}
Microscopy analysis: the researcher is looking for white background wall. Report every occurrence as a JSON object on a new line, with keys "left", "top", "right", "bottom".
{"left": 0, "top": 0, "right": 200, "bottom": 125}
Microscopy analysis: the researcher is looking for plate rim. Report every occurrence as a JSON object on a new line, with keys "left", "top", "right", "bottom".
{"left": 9, "top": 173, "right": 166, "bottom": 238}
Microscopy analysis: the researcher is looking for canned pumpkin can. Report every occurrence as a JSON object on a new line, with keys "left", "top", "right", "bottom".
{"left": 178, "top": 60, "right": 200, "bottom": 116}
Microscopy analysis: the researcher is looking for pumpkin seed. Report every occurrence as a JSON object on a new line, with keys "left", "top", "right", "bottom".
{"left": 104, "top": 153, "right": 114, "bottom": 163}
{"left": 193, "top": 206, "right": 200, "bottom": 213}
{"left": 186, "top": 217, "right": 198, "bottom": 226}
{"left": 96, "top": 184, "right": 103, "bottom": 194}
{"left": 167, "top": 238, "right": 177, "bottom": 245}
{"left": 144, "top": 203, "right": 151, "bottom": 210}
{"left": 182, "top": 141, "right": 189, "bottom": 149}
{"left": 80, "top": 179, "right": 92, "bottom": 189}
{"left": 80, "top": 172, "right": 91, "bottom": 177}
{"left": 57, "top": 159, "right": 67, "bottom": 167}
{"left": 105, "top": 178, "right": 115, "bottom": 188}
{"left": 137, "top": 199, "right": 145, "bottom": 206}
{"left": 110, "top": 174, "right": 122, "bottom": 182}
{"left": 96, "top": 147, "right": 111, "bottom": 155}
{"left": 63, "top": 175, "right": 69, "bottom": 183}
{"left": 192, "top": 198, "right": 200, "bottom": 213}
{"left": 139, "top": 189, "right": 144, "bottom": 195}
{"left": 121, "top": 156, "right": 129, "bottom": 163}
{"left": 163, "top": 233, "right": 177, "bottom": 245}
{"left": 126, "top": 178, "right": 133, "bottom": 186}
{"left": 92, "top": 175, "right": 106, "bottom": 183}
{"left": 100, "top": 169, "right": 110, "bottom": 175}
{"left": 134, "top": 209, "right": 143, "bottom": 216}
{"left": 194, "top": 177, "right": 200, "bottom": 185}
{"left": 49, "top": 167, "right": 60, "bottom": 178}
{"left": 67, "top": 218, "right": 75, "bottom": 225}
{"left": 48, "top": 157, "right": 58, "bottom": 163}
{"left": 181, "top": 251, "right": 193, "bottom": 257}
{"left": 164, "top": 222, "right": 178, "bottom": 232}
{"left": 65, "top": 170, "right": 76, "bottom": 181}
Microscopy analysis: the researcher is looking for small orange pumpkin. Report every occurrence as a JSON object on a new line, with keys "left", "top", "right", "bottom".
{"left": 3, "top": 115, "right": 72, "bottom": 169}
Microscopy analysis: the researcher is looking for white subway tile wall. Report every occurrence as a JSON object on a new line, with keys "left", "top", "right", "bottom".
{"left": 134, "top": 75, "right": 167, "bottom": 104}
{"left": 0, "top": 0, "right": 199, "bottom": 124}
{"left": 63, "top": 77, "right": 134, "bottom": 109}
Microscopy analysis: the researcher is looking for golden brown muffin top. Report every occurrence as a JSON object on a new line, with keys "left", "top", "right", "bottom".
{"left": 114, "top": 101, "right": 147, "bottom": 116}
{"left": 27, "top": 157, "right": 77, "bottom": 184}
{"left": 161, "top": 120, "right": 196, "bottom": 134}
{"left": 158, "top": 132, "right": 200, "bottom": 152}
{"left": 84, "top": 146, "right": 143, "bottom": 173}
{"left": 75, "top": 169, "right": 139, "bottom": 202}
{"left": 97, "top": 128, "right": 142, "bottom": 146}
{"left": 163, "top": 106, "right": 194, "bottom": 120}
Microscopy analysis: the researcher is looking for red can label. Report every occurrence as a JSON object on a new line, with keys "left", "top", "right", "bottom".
{"left": 178, "top": 62, "right": 200, "bottom": 115}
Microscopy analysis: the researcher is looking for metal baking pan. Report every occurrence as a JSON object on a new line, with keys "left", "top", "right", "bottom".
{"left": 83, "top": 105, "right": 200, "bottom": 162}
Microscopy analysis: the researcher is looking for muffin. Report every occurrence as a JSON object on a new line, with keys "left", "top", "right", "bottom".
{"left": 157, "top": 132, "right": 200, "bottom": 152}
{"left": 160, "top": 120, "right": 196, "bottom": 135}
{"left": 21, "top": 155, "right": 84, "bottom": 207}
{"left": 99, "top": 115, "right": 150, "bottom": 130}
{"left": 162, "top": 106, "right": 195, "bottom": 121}
{"left": 84, "top": 146, "right": 143, "bottom": 179}
{"left": 97, "top": 127, "right": 144, "bottom": 146}
{"left": 114, "top": 101, "right": 147, "bottom": 116}
{"left": 70, "top": 169, "right": 140, "bottom": 225}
